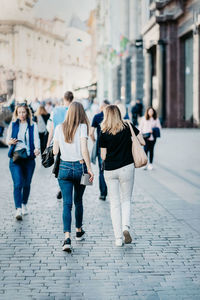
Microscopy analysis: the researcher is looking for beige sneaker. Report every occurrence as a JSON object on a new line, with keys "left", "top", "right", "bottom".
{"left": 123, "top": 230, "right": 132, "bottom": 244}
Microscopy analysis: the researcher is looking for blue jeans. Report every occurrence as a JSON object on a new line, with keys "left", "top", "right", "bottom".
{"left": 97, "top": 150, "right": 107, "bottom": 197}
{"left": 9, "top": 158, "right": 36, "bottom": 208}
{"left": 58, "top": 160, "right": 86, "bottom": 233}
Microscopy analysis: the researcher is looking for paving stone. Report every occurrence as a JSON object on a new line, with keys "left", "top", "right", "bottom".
{"left": 0, "top": 130, "right": 200, "bottom": 299}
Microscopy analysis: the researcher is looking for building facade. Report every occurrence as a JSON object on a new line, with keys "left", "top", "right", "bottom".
{"left": 142, "top": 0, "right": 200, "bottom": 127}
{"left": 64, "top": 15, "right": 92, "bottom": 99}
{"left": 95, "top": 0, "right": 200, "bottom": 127}
{"left": 0, "top": 0, "right": 93, "bottom": 102}
{"left": 95, "top": 0, "right": 144, "bottom": 104}
{"left": 0, "top": 0, "right": 68, "bottom": 101}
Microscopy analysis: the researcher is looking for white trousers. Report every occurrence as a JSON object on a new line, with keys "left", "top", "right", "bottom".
{"left": 104, "top": 163, "right": 135, "bottom": 240}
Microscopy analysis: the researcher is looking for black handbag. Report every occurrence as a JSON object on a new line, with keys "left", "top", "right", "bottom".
{"left": 13, "top": 148, "right": 28, "bottom": 163}
{"left": 41, "top": 146, "right": 54, "bottom": 168}
{"left": 12, "top": 126, "right": 29, "bottom": 163}
{"left": 52, "top": 151, "right": 60, "bottom": 178}
{"left": 142, "top": 133, "right": 151, "bottom": 139}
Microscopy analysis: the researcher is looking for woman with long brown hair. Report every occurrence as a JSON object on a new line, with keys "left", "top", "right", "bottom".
{"left": 35, "top": 105, "right": 50, "bottom": 154}
{"left": 139, "top": 107, "right": 161, "bottom": 170}
{"left": 53, "top": 101, "right": 94, "bottom": 252}
{"left": 99, "top": 105, "right": 145, "bottom": 247}
{"left": 6, "top": 103, "right": 40, "bottom": 220}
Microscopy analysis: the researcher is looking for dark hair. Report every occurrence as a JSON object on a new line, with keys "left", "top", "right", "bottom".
{"left": 103, "top": 99, "right": 110, "bottom": 105}
{"left": 145, "top": 107, "right": 157, "bottom": 120}
{"left": 64, "top": 91, "right": 74, "bottom": 102}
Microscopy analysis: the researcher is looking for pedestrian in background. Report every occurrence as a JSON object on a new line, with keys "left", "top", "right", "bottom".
{"left": 53, "top": 101, "right": 94, "bottom": 252}
{"left": 99, "top": 105, "right": 145, "bottom": 247}
{"left": 47, "top": 91, "right": 74, "bottom": 200}
{"left": 139, "top": 107, "right": 161, "bottom": 170}
{"left": 6, "top": 103, "right": 40, "bottom": 220}
{"left": 90, "top": 100, "right": 110, "bottom": 201}
{"left": 131, "top": 99, "right": 143, "bottom": 126}
{"left": 35, "top": 106, "right": 50, "bottom": 154}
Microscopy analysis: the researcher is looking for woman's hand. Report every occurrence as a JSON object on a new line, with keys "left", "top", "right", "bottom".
{"left": 34, "top": 148, "right": 40, "bottom": 156}
{"left": 87, "top": 169, "right": 94, "bottom": 183}
{"left": 8, "top": 138, "right": 18, "bottom": 145}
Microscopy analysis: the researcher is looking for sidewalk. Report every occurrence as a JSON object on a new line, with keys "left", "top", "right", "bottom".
{"left": 0, "top": 129, "right": 200, "bottom": 300}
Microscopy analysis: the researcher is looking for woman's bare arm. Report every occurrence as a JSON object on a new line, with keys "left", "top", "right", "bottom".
{"left": 53, "top": 139, "right": 59, "bottom": 155}
{"left": 100, "top": 148, "right": 107, "bottom": 160}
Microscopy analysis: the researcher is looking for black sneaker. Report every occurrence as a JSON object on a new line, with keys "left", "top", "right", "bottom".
{"left": 99, "top": 195, "right": 106, "bottom": 201}
{"left": 76, "top": 229, "right": 85, "bottom": 241}
{"left": 62, "top": 238, "right": 71, "bottom": 252}
{"left": 57, "top": 191, "right": 62, "bottom": 199}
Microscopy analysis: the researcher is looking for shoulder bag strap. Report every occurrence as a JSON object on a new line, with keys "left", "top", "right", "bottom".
{"left": 126, "top": 120, "right": 136, "bottom": 139}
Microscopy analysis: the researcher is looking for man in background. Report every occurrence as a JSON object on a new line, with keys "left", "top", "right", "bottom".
{"left": 90, "top": 100, "right": 110, "bottom": 201}
{"left": 47, "top": 91, "right": 74, "bottom": 199}
{"left": 131, "top": 98, "right": 143, "bottom": 126}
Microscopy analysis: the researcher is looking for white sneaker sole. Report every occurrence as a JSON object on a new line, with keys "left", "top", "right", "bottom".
{"left": 62, "top": 244, "right": 71, "bottom": 252}
{"left": 75, "top": 235, "right": 85, "bottom": 241}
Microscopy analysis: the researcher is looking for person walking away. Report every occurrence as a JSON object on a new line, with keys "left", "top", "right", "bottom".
{"left": 131, "top": 99, "right": 143, "bottom": 126}
{"left": 47, "top": 91, "right": 74, "bottom": 199}
{"left": 45, "top": 101, "right": 53, "bottom": 114}
{"left": 6, "top": 103, "right": 40, "bottom": 220}
{"left": 90, "top": 100, "right": 110, "bottom": 201}
{"left": 99, "top": 105, "right": 145, "bottom": 247}
{"left": 35, "top": 106, "right": 50, "bottom": 154}
{"left": 53, "top": 102, "right": 94, "bottom": 252}
{"left": 139, "top": 107, "right": 161, "bottom": 170}
{"left": 30, "top": 98, "right": 40, "bottom": 113}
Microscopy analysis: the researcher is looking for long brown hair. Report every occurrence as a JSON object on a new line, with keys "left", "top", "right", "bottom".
{"left": 101, "top": 105, "right": 126, "bottom": 135}
{"left": 62, "top": 101, "right": 89, "bottom": 143}
{"left": 145, "top": 107, "right": 157, "bottom": 120}
{"left": 35, "top": 105, "right": 48, "bottom": 116}
{"left": 13, "top": 103, "right": 32, "bottom": 123}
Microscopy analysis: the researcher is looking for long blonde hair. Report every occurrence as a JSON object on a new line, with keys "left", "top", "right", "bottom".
{"left": 62, "top": 101, "right": 89, "bottom": 143}
{"left": 13, "top": 103, "right": 32, "bottom": 123}
{"left": 101, "top": 105, "right": 126, "bottom": 135}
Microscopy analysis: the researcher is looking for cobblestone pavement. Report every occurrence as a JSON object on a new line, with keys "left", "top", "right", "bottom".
{"left": 0, "top": 129, "right": 200, "bottom": 300}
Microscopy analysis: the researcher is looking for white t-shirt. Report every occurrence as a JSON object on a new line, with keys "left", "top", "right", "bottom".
{"left": 54, "top": 123, "right": 88, "bottom": 161}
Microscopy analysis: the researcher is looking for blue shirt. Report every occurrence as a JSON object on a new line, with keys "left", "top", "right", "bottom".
{"left": 53, "top": 106, "right": 68, "bottom": 131}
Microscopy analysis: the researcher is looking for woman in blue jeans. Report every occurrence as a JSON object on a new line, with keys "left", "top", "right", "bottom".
{"left": 6, "top": 103, "right": 40, "bottom": 220}
{"left": 53, "top": 102, "right": 94, "bottom": 252}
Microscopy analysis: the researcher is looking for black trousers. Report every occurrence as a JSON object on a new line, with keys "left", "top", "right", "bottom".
{"left": 39, "top": 132, "right": 48, "bottom": 155}
{"left": 144, "top": 139, "right": 156, "bottom": 164}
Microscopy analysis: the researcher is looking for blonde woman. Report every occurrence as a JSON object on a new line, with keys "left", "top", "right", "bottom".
{"left": 6, "top": 103, "right": 40, "bottom": 220}
{"left": 53, "top": 102, "right": 94, "bottom": 252}
{"left": 99, "top": 105, "right": 145, "bottom": 247}
{"left": 35, "top": 105, "right": 50, "bottom": 154}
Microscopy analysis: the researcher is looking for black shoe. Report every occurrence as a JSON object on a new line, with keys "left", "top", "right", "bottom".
{"left": 62, "top": 238, "right": 71, "bottom": 252}
{"left": 57, "top": 191, "right": 62, "bottom": 199}
{"left": 76, "top": 229, "right": 85, "bottom": 241}
{"left": 99, "top": 195, "right": 106, "bottom": 201}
